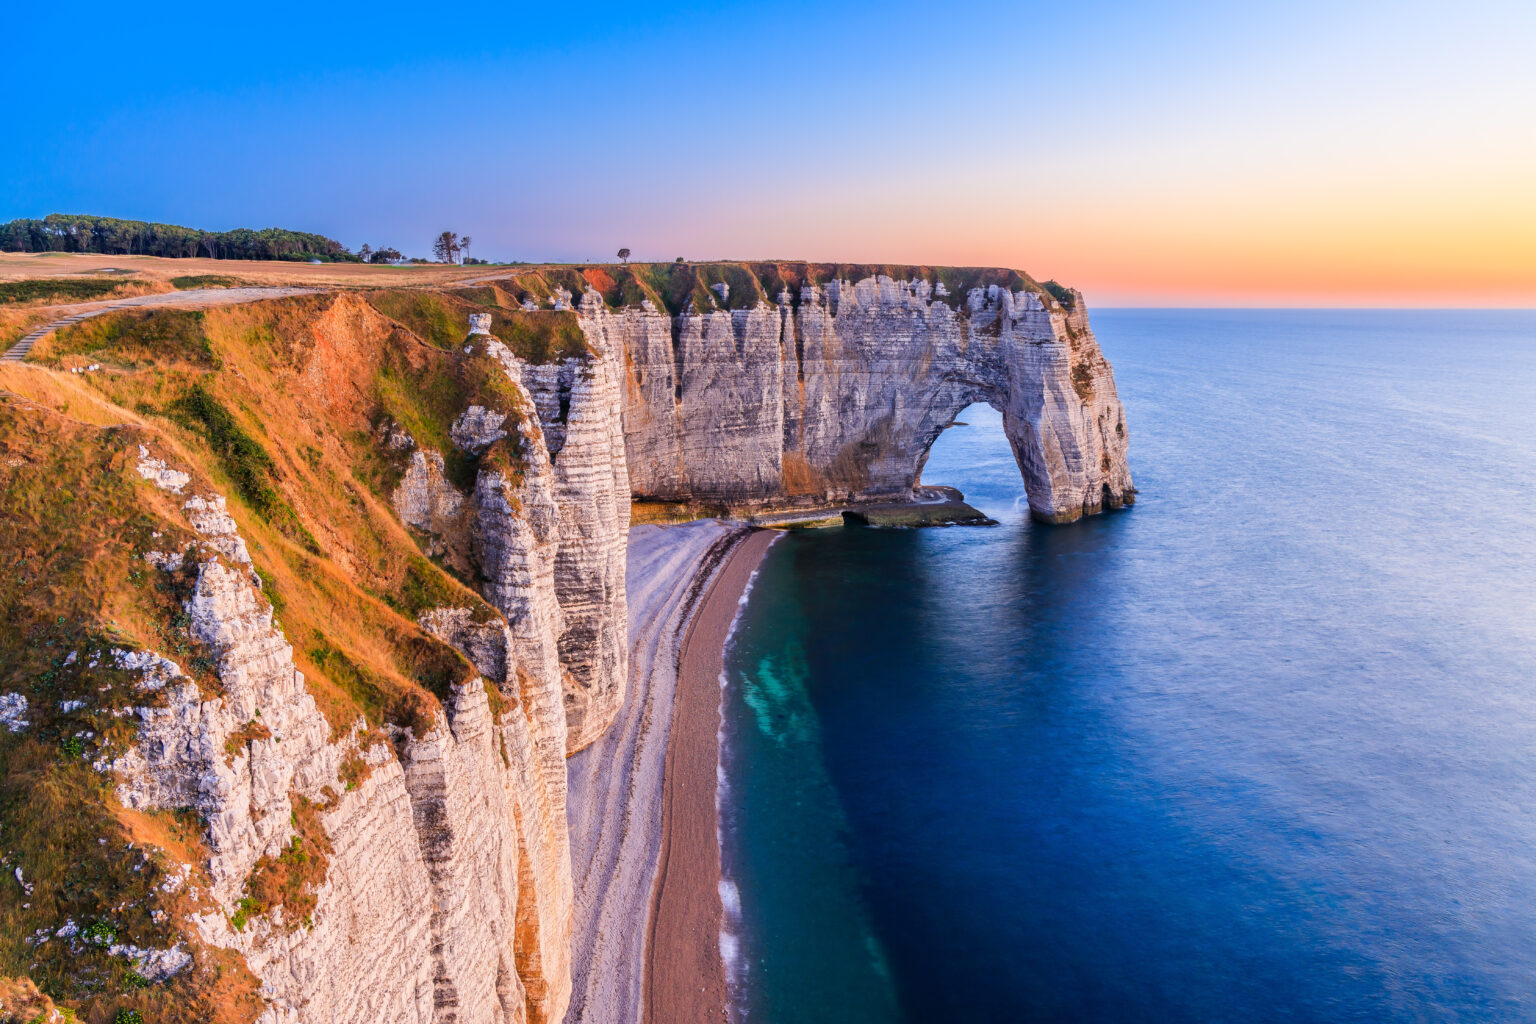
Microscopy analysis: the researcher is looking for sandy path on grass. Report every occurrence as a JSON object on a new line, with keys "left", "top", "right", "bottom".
{"left": 2, "top": 287, "right": 318, "bottom": 361}
{"left": 46, "top": 285, "right": 318, "bottom": 318}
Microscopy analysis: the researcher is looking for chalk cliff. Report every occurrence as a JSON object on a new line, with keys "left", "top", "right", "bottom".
{"left": 610, "top": 274, "right": 1133, "bottom": 523}
{"left": 108, "top": 441, "right": 573, "bottom": 1024}
{"left": 507, "top": 327, "right": 631, "bottom": 755}
{"left": 0, "top": 262, "right": 1131, "bottom": 1024}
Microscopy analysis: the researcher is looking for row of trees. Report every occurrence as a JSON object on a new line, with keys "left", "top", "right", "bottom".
{"left": 3, "top": 215, "right": 666, "bottom": 267}
{"left": 0, "top": 214, "right": 360, "bottom": 262}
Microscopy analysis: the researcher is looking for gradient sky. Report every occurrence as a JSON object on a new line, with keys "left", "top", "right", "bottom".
{"left": 5, "top": 1, "right": 1533, "bottom": 306}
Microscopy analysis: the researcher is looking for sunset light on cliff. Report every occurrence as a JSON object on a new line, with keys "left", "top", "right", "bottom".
{"left": 4, "top": 3, "right": 1536, "bottom": 1022}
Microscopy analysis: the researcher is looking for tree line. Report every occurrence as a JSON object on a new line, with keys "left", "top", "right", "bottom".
{"left": 0, "top": 214, "right": 362, "bottom": 262}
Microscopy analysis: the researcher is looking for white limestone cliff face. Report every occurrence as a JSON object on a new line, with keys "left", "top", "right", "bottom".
{"left": 112, "top": 554, "right": 340, "bottom": 910}
{"left": 478, "top": 324, "right": 631, "bottom": 754}
{"left": 115, "top": 448, "right": 572, "bottom": 1024}
{"left": 467, "top": 414, "right": 567, "bottom": 695}
{"left": 388, "top": 322, "right": 633, "bottom": 753}
{"left": 612, "top": 276, "right": 1134, "bottom": 523}
{"left": 395, "top": 449, "right": 466, "bottom": 538}
{"left": 555, "top": 297, "right": 631, "bottom": 752}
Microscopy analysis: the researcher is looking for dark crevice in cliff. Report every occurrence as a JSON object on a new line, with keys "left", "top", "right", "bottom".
{"left": 792, "top": 307, "right": 806, "bottom": 387}
{"left": 731, "top": 310, "right": 749, "bottom": 358}
{"left": 668, "top": 314, "right": 685, "bottom": 404}
{"left": 400, "top": 739, "right": 461, "bottom": 1020}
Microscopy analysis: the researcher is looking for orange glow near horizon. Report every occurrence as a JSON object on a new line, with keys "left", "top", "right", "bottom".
{"left": 8, "top": 3, "right": 1534, "bottom": 308}
{"left": 672, "top": 170, "right": 1536, "bottom": 308}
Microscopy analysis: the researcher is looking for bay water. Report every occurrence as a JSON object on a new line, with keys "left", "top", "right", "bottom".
{"left": 719, "top": 309, "right": 1536, "bottom": 1022}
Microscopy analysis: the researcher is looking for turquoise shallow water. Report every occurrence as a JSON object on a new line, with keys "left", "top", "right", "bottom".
{"left": 719, "top": 310, "right": 1536, "bottom": 1023}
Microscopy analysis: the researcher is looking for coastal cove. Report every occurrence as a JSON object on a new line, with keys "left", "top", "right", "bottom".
{"left": 0, "top": 262, "right": 1136, "bottom": 1023}
{"left": 2, "top": 253, "right": 1529, "bottom": 1024}
{"left": 719, "top": 309, "right": 1536, "bottom": 1023}
{"left": 4, "top": 3, "right": 1531, "bottom": 1017}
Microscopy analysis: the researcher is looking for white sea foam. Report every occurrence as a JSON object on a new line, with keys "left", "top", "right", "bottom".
{"left": 714, "top": 531, "right": 778, "bottom": 1023}
{"left": 718, "top": 877, "right": 741, "bottom": 918}
{"left": 718, "top": 927, "right": 739, "bottom": 969}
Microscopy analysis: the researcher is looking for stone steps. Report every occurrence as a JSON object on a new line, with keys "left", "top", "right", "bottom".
{"left": 2, "top": 310, "right": 108, "bottom": 362}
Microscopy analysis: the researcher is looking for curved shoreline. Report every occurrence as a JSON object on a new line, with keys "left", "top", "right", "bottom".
{"left": 645, "top": 527, "right": 777, "bottom": 1024}
{"left": 563, "top": 522, "right": 775, "bottom": 1024}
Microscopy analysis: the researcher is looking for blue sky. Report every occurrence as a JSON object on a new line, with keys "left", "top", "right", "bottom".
{"left": 4, "top": 1, "right": 1533, "bottom": 304}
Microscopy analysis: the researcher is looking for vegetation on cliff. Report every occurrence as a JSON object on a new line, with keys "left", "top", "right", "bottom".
{"left": 0, "top": 286, "right": 573, "bottom": 1020}
{"left": 463, "top": 260, "right": 1067, "bottom": 316}
{"left": 0, "top": 402, "right": 263, "bottom": 1023}
{"left": 369, "top": 288, "right": 590, "bottom": 363}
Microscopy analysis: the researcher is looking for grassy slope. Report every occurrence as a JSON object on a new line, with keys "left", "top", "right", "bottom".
{"left": 0, "top": 277, "right": 173, "bottom": 311}
{"left": 0, "top": 284, "right": 579, "bottom": 1022}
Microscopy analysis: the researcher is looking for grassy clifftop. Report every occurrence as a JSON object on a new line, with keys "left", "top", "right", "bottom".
{"left": 457, "top": 261, "right": 1075, "bottom": 316}
{"left": 0, "top": 285, "right": 583, "bottom": 1022}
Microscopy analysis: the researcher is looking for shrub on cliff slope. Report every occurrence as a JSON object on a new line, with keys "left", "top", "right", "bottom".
{"left": 169, "top": 384, "right": 318, "bottom": 552}
{"left": 49, "top": 309, "right": 217, "bottom": 368}
{"left": 366, "top": 287, "right": 589, "bottom": 362}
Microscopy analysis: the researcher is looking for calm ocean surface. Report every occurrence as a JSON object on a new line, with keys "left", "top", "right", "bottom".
{"left": 718, "top": 309, "right": 1536, "bottom": 1023}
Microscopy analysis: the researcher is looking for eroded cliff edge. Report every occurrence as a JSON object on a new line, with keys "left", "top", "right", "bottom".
{"left": 0, "top": 261, "right": 1131, "bottom": 1024}
{"left": 592, "top": 267, "right": 1133, "bottom": 524}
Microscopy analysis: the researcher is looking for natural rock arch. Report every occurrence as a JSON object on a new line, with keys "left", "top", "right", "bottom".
{"left": 588, "top": 275, "right": 1133, "bottom": 523}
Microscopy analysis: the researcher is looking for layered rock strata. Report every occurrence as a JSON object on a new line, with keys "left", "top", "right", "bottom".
{"left": 116, "top": 448, "right": 573, "bottom": 1024}
{"left": 484, "top": 321, "right": 631, "bottom": 754}
{"left": 391, "top": 317, "right": 633, "bottom": 754}
{"left": 611, "top": 276, "right": 1133, "bottom": 523}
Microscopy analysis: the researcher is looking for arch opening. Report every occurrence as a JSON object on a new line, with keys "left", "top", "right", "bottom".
{"left": 915, "top": 401, "right": 1030, "bottom": 522}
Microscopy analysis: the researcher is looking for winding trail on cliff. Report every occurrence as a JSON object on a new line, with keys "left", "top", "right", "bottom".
{"left": 2, "top": 286, "right": 317, "bottom": 361}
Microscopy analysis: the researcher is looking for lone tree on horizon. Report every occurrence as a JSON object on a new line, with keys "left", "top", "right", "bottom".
{"left": 432, "top": 231, "right": 472, "bottom": 264}
{"left": 617, "top": 247, "right": 630, "bottom": 264}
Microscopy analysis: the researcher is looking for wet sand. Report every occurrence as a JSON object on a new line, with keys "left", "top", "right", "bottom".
{"left": 646, "top": 527, "right": 778, "bottom": 1024}
{"left": 565, "top": 522, "right": 774, "bottom": 1024}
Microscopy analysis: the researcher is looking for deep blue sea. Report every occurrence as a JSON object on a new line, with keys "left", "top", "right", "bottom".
{"left": 718, "top": 310, "right": 1536, "bottom": 1023}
